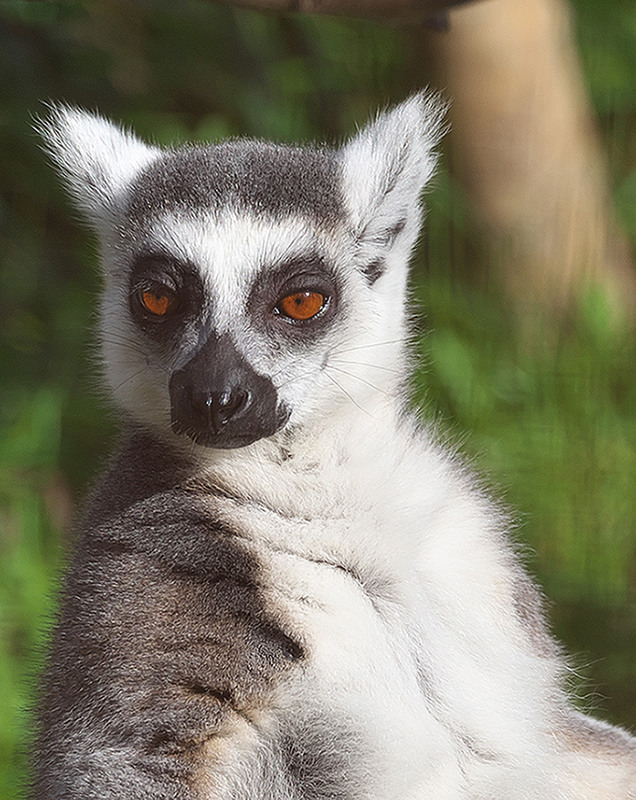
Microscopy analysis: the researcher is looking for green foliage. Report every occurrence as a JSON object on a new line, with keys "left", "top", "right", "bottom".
{"left": 414, "top": 258, "right": 636, "bottom": 606}
{"left": 570, "top": 0, "right": 636, "bottom": 115}
{"left": 0, "top": 0, "right": 635, "bottom": 793}
{"left": 0, "top": 389, "right": 66, "bottom": 798}
{"left": 411, "top": 260, "right": 636, "bottom": 729}
{"left": 569, "top": 0, "right": 636, "bottom": 240}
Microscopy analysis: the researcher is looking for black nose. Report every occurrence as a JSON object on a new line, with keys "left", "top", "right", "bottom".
{"left": 192, "top": 387, "right": 250, "bottom": 433}
{"left": 169, "top": 332, "right": 289, "bottom": 449}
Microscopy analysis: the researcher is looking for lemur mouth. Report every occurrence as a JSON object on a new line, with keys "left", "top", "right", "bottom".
{"left": 170, "top": 424, "right": 262, "bottom": 449}
{"left": 170, "top": 403, "right": 290, "bottom": 450}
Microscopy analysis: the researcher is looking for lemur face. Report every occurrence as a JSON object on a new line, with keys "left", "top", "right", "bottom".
{"left": 40, "top": 97, "right": 444, "bottom": 449}
{"left": 115, "top": 142, "right": 352, "bottom": 449}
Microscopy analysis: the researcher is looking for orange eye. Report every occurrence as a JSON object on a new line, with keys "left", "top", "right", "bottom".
{"left": 277, "top": 291, "right": 325, "bottom": 321}
{"left": 139, "top": 288, "right": 178, "bottom": 317}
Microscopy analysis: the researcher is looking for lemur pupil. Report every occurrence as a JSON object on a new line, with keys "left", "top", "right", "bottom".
{"left": 280, "top": 291, "right": 323, "bottom": 320}
{"left": 142, "top": 290, "right": 172, "bottom": 316}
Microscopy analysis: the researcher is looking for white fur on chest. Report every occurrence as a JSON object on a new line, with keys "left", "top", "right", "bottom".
{"left": 195, "top": 413, "right": 570, "bottom": 799}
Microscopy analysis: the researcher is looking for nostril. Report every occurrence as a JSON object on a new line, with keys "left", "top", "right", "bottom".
{"left": 215, "top": 387, "right": 249, "bottom": 425}
{"left": 189, "top": 387, "right": 250, "bottom": 433}
{"left": 181, "top": 385, "right": 251, "bottom": 435}
{"left": 218, "top": 389, "right": 232, "bottom": 409}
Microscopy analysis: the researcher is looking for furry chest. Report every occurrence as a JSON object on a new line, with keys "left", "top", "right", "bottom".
{"left": 188, "top": 491, "right": 465, "bottom": 797}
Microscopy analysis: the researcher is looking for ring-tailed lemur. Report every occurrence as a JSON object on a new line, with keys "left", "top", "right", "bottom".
{"left": 34, "top": 95, "right": 635, "bottom": 799}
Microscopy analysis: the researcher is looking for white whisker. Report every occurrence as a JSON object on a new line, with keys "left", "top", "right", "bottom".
{"left": 275, "top": 369, "right": 318, "bottom": 390}
{"left": 327, "top": 365, "right": 390, "bottom": 398}
{"left": 332, "top": 358, "right": 402, "bottom": 375}
{"left": 101, "top": 336, "right": 149, "bottom": 358}
{"left": 110, "top": 365, "right": 152, "bottom": 394}
{"left": 332, "top": 339, "right": 404, "bottom": 356}
{"left": 323, "top": 370, "right": 373, "bottom": 418}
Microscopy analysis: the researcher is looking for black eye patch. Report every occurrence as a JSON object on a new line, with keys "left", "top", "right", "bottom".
{"left": 248, "top": 255, "right": 339, "bottom": 340}
{"left": 128, "top": 251, "right": 206, "bottom": 337}
{"left": 361, "top": 258, "right": 385, "bottom": 285}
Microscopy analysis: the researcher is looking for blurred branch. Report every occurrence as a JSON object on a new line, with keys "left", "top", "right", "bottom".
{"left": 218, "top": 0, "right": 475, "bottom": 25}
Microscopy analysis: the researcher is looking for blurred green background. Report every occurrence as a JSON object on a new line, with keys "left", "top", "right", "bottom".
{"left": 1, "top": 0, "right": 635, "bottom": 795}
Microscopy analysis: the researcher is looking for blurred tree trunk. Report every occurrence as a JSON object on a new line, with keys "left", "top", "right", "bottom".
{"left": 419, "top": 0, "right": 636, "bottom": 317}
{"left": 216, "top": 0, "right": 636, "bottom": 318}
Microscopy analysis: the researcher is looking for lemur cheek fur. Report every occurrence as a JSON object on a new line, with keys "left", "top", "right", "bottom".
{"left": 33, "top": 95, "right": 636, "bottom": 800}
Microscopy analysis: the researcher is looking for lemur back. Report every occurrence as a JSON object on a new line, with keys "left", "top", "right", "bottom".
{"left": 33, "top": 96, "right": 636, "bottom": 799}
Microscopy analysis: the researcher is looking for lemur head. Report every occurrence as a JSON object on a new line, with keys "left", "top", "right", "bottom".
{"left": 40, "top": 95, "right": 444, "bottom": 451}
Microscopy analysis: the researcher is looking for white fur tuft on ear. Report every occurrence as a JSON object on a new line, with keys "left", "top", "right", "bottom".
{"left": 341, "top": 93, "right": 447, "bottom": 252}
{"left": 37, "top": 105, "right": 159, "bottom": 227}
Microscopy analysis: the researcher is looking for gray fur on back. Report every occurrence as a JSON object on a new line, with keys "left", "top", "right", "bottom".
{"left": 34, "top": 430, "right": 310, "bottom": 799}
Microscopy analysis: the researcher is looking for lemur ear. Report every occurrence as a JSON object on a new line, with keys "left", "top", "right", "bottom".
{"left": 37, "top": 105, "right": 159, "bottom": 228}
{"left": 341, "top": 93, "right": 446, "bottom": 268}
